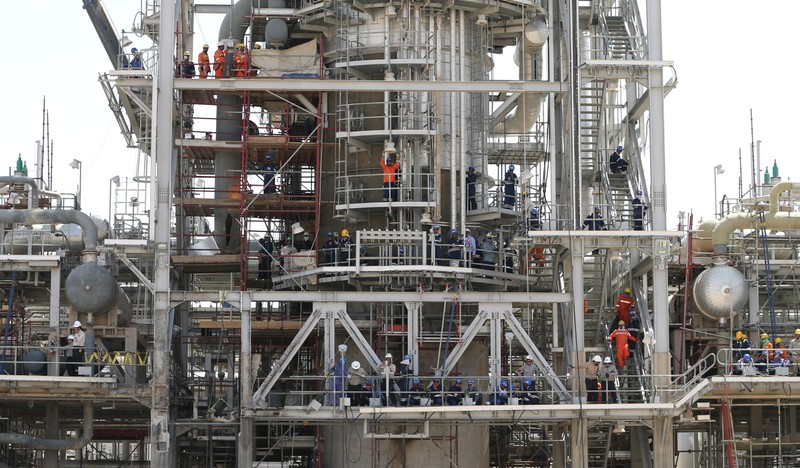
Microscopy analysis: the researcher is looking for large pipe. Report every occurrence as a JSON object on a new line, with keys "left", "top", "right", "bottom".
{"left": 712, "top": 182, "right": 800, "bottom": 253}
{"left": 0, "top": 402, "right": 93, "bottom": 450}
{"left": 0, "top": 176, "right": 40, "bottom": 208}
{"left": 0, "top": 209, "right": 98, "bottom": 251}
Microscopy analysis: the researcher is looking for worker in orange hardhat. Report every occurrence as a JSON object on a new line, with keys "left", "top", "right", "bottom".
{"left": 197, "top": 44, "right": 211, "bottom": 78}
{"left": 213, "top": 42, "right": 226, "bottom": 78}
{"left": 609, "top": 321, "right": 637, "bottom": 369}
{"left": 615, "top": 287, "right": 635, "bottom": 325}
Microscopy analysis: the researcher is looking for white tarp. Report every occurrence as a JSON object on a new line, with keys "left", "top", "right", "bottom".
{"left": 251, "top": 39, "right": 319, "bottom": 78}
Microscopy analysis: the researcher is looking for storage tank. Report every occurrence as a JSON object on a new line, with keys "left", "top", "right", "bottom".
{"left": 65, "top": 263, "right": 118, "bottom": 314}
{"left": 693, "top": 264, "right": 748, "bottom": 326}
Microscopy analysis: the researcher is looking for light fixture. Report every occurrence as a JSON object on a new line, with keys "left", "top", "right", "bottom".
{"left": 384, "top": 69, "right": 396, "bottom": 81}
{"left": 291, "top": 222, "right": 305, "bottom": 235}
{"left": 69, "top": 159, "right": 81, "bottom": 170}
{"left": 383, "top": 140, "right": 397, "bottom": 154}
{"left": 504, "top": 331, "right": 514, "bottom": 343}
{"left": 69, "top": 159, "right": 82, "bottom": 210}
{"left": 120, "top": 35, "right": 133, "bottom": 48}
{"left": 476, "top": 14, "right": 488, "bottom": 26}
{"left": 386, "top": 5, "right": 397, "bottom": 17}
{"left": 420, "top": 212, "right": 433, "bottom": 225}
{"left": 337, "top": 343, "right": 348, "bottom": 354}
{"left": 111, "top": 175, "right": 121, "bottom": 187}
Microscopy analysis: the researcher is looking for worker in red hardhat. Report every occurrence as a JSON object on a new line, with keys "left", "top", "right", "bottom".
{"left": 615, "top": 287, "right": 635, "bottom": 325}
{"left": 213, "top": 42, "right": 226, "bottom": 78}
{"left": 197, "top": 44, "right": 211, "bottom": 78}
{"left": 609, "top": 321, "right": 637, "bottom": 369}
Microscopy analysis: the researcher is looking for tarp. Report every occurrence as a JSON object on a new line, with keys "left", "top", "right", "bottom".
{"left": 251, "top": 39, "right": 319, "bottom": 78}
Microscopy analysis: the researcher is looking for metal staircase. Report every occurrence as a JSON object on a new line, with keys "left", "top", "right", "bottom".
{"left": 587, "top": 423, "right": 613, "bottom": 468}
{"left": 603, "top": 15, "right": 633, "bottom": 59}
{"left": 579, "top": 81, "right": 605, "bottom": 185}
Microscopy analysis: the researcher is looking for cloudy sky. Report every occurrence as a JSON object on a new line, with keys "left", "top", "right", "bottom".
{"left": 2, "top": 1, "right": 797, "bottom": 229}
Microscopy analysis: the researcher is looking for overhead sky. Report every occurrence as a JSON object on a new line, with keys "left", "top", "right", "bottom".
{"left": 2, "top": 1, "right": 798, "bottom": 230}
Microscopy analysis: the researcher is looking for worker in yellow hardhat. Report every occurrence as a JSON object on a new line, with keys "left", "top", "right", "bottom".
{"left": 197, "top": 44, "right": 211, "bottom": 78}
{"left": 790, "top": 329, "right": 800, "bottom": 374}
{"left": 732, "top": 331, "right": 751, "bottom": 361}
{"left": 338, "top": 229, "right": 352, "bottom": 266}
{"left": 234, "top": 43, "right": 249, "bottom": 77}
{"left": 180, "top": 50, "right": 195, "bottom": 78}
{"left": 615, "top": 287, "right": 635, "bottom": 325}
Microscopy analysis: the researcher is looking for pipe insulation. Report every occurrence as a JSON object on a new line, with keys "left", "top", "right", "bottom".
{"left": 0, "top": 209, "right": 98, "bottom": 251}
{"left": 0, "top": 402, "right": 93, "bottom": 449}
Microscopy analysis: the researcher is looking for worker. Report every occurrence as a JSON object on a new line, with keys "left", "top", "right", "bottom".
{"left": 378, "top": 353, "right": 397, "bottom": 406}
{"left": 261, "top": 153, "right": 278, "bottom": 194}
{"left": 519, "top": 379, "right": 540, "bottom": 405}
{"left": 397, "top": 355, "right": 413, "bottom": 405}
{"left": 257, "top": 235, "right": 274, "bottom": 281}
{"left": 609, "top": 321, "right": 637, "bottom": 369}
{"left": 427, "top": 378, "right": 444, "bottom": 406}
{"left": 464, "top": 228, "right": 477, "bottom": 265}
{"left": 732, "top": 331, "right": 751, "bottom": 361}
{"left": 528, "top": 207, "right": 541, "bottom": 230}
{"left": 179, "top": 51, "right": 195, "bottom": 78}
{"left": 579, "top": 355, "right": 602, "bottom": 403}
{"left": 197, "top": 44, "right": 211, "bottom": 78}
{"left": 465, "top": 379, "right": 483, "bottom": 405}
{"left": 322, "top": 232, "right": 338, "bottom": 266}
{"left": 339, "top": 229, "right": 352, "bottom": 266}
{"left": 488, "top": 379, "right": 510, "bottom": 405}
{"left": 329, "top": 354, "right": 348, "bottom": 406}
{"left": 129, "top": 47, "right": 142, "bottom": 69}
{"left": 431, "top": 224, "right": 445, "bottom": 266}
{"left": 213, "top": 42, "right": 226, "bottom": 78}
{"left": 598, "top": 357, "right": 619, "bottom": 403}
{"left": 446, "top": 378, "right": 464, "bottom": 405}
{"left": 233, "top": 43, "right": 249, "bottom": 77}
{"left": 627, "top": 309, "right": 641, "bottom": 355}
{"left": 447, "top": 229, "right": 462, "bottom": 267}
{"left": 760, "top": 332, "right": 774, "bottom": 362}
{"left": 466, "top": 166, "right": 478, "bottom": 210}
{"left": 279, "top": 237, "right": 297, "bottom": 271}
{"left": 582, "top": 206, "right": 608, "bottom": 231}
{"left": 516, "top": 355, "right": 538, "bottom": 377}
{"left": 61, "top": 334, "right": 78, "bottom": 376}
{"left": 615, "top": 288, "right": 635, "bottom": 325}
{"left": 503, "top": 164, "right": 517, "bottom": 208}
{"left": 775, "top": 337, "right": 788, "bottom": 360}
{"left": 72, "top": 320, "right": 86, "bottom": 366}
{"left": 479, "top": 233, "right": 497, "bottom": 271}
{"left": 347, "top": 361, "right": 368, "bottom": 406}
{"left": 407, "top": 379, "right": 425, "bottom": 406}
{"left": 609, "top": 145, "right": 628, "bottom": 174}
{"left": 732, "top": 353, "right": 757, "bottom": 376}
{"left": 380, "top": 153, "right": 401, "bottom": 202}
{"left": 631, "top": 190, "right": 647, "bottom": 231}
{"left": 789, "top": 329, "right": 800, "bottom": 374}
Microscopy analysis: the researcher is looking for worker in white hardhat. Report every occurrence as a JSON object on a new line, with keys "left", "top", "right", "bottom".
{"left": 61, "top": 334, "right": 78, "bottom": 376}
{"left": 71, "top": 320, "right": 86, "bottom": 367}
{"left": 515, "top": 354, "right": 538, "bottom": 377}
{"left": 347, "top": 360, "right": 368, "bottom": 405}
{"left": 598, "top": 356, "right": 619, "bottom": 403}
{"left": 197, "top": 44, "right": 211, "bottom": 78}
{"left": 579, "top": 355, "right": 602, "bottom": 403}
{"left": 378, "top": 353, "right": 398, "bottom": 406}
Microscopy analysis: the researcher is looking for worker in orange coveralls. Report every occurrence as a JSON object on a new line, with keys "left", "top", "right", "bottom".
{"left": 609, "top": 321, "right": 637, "bottom": 369}
{"left": 234, "top": 43, "right": 249, "bottom": 77}
{"left": 213, "top": 42, "right": 226, "bottom": 78}
{"left": 615, "top": 287, "right": 635, "bottom": 325}
{"left": 197, "top": 44, "right": 211, "bottom": 78}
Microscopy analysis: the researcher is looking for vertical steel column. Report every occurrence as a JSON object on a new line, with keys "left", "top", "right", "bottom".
{"left": 569, "top": 244, "right": 587, "bottom": 467}
{"left": 48, "top": 265, "right": 60, "bottom": 377}
{"left": 151, "top": 0, "right": 176, "bottom": 464}
{"left": 238, "top": 292, "right": 253, "bottom": 468}
{"left": 405, "top": 301, "right": 421, "bottom": 374}
{"left": 44, "top": 401, "right": 58, "bottom": 468}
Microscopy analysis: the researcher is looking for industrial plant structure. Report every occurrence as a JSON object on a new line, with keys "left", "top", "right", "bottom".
{"left": 2, "top": 0, "right": 800, "bottom": 467}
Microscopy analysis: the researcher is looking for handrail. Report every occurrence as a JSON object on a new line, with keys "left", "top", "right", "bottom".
{"left": 671, "top": 352, "right": 716, "bottom": 388}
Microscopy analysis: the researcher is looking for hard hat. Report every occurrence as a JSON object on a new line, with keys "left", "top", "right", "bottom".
{"left": 525, "top": 355, "right": 533, "bottom": 361}
{"left": 761, "top": 332, "right": 769, "bottom": 339}
{"left": 400, "top": 359, "right": 410, "bottom": 365}
{"left": 592, "top": 355, "right": 602, "bottom": 363}
{"left": 636, "top": 190, "right": 642, "bottom": 195}
{"left": 630, "top": 310, "right": 637, "bottom": 316}
{"left": 432, "top": 378, "right": 440, "bottom": 382}
{"left": 131, "top": 47, "right": 138, "bottom": 53}
{"left": 341, "top": 229, "right": 349, "bottom": 237}
{"left": 266, "top": 153, "right": 273, "bottom": 159}
{"left": 594, "top": 206, "right": 600, "bottom": 211}
{"left": 468, "top": 165, "right": 475, "bottom": 170}
{"left": 184, "top": 51, "right": 190, "bottom": 56}
{"left": 351, "top": 361, "right": 361, "bottom": 370}
{"left": 736, "top": 331, "right": 744, "bottom": 340}
{"left": 217, "top": 41, "right": 224, "bottom": 47}
{"left": 486, "top": 232, "right": 495, "bottom": 238}
{"left": 467, "top": 379, "right": 475, "bottom": 385}
{"left": 253, "top": 43, "right": 262, "bottom": 49}
{"left": 617, "top": 320, "right": 625, "bottom": 326}
{"left": 776, "top": 337, "right": 783, "bottom": 344}
{"left": 413, "top": 378, "right": 421, "bottom": 385}
{"left": 433, "top": 224, "right": 440, "bottom": 230}
{"left": 743, "top": 354, "right": 751, "bottom": 362}
{"left": 603, "top": 356, "right": 612, "bottom": 364}
{"left": 530, "top": 207, "right": 538, "bottom": 214}
{"left": 508, "top": 164, "right": 515, "bottom": 171}
{"left": 327, "top": 231, "right": 334, "bottom": 237}
{"left": 450, "top": 229, "right": 457, "bottom": 235}
{"left": 624, "top": 287, "right": 631, "bottom": 293}
{"left": 73, "top": 320, "right": 82, "bottom": 328}
{"left": 500, "top": 379, "right": 508, "bottom": 387}
{"left": 384, "top": 353, "right": 392, "bottom": 359}
{"left": 616, "top": 145, "right": 623, "bottom": 151}
{"left": 465, "top": 228, "right": 471, "bottom": 233}
{"left": 67, "top": 335, "right": 75, "bottom": 341}
{"left": 455, "top": 378, "right": 463, "bottom": 384}
{"left": 523, "top": 379, "right": 532, "bottom": 386}
{"left": 795, "top": 328, "right": 800, "bottom": 335}
{"left": 403, "top": 354, "right": 412, "bottom": 361}
{"left": 236, "top": 43, "right": 245, "bottom": 48}
{"left": 203, "top": 44, "right": 209, "bottom": 49}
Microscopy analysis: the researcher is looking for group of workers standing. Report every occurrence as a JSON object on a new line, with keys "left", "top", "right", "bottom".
{"left": 177, "top": 42, "right": 257, "bottom": 79}
{"left": 732, "top": 329, "right": 800, "bottom": 376}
